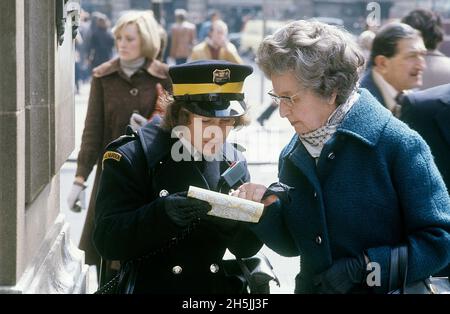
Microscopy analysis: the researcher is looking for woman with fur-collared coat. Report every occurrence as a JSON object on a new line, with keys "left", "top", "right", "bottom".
{"left": 66, "top": 11, "right": 172, "bottom": 271}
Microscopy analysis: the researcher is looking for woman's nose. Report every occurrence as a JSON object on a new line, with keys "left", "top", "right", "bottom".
{"left": 279, "top": 102, "right": 290, "bottom": 118}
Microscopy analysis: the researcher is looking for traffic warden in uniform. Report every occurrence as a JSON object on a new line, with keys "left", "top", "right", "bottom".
{"left": 93, "top": 60, "right": 263, "bottom": 293}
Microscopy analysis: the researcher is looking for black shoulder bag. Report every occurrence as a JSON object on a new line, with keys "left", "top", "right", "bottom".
{"left": 95, "top": 259, "right": 140, "bottom": 294}
{"left": 388, "top": 245, "right": 450, "bottom": 294}
{"left": 222, "top": 253, "right": 280, "bottom": 294}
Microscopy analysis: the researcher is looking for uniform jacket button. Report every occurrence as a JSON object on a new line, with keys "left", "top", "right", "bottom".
{"left": 313, "top": 191, "right": 318, "bottom": 199}
{"left": 159, "top": 189, "right": 169, "bottom": 197}
{"left": 327, "top": 152, "right": 335, "bottom": 160}
{"left": 172, "top": 265, "right": 182, "bottom": 274}
{"left": 129, "top": 88, "right": 139, "bottom": 96}
{"left": 210, "top": 263, "right": 220, "bottom": 273}
{"left": 315, "top": 235, "right": 322, "bottom": 245}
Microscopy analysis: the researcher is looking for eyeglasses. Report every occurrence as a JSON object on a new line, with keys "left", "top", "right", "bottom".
{"left": 267, "top": 89, "right": 303, "bottom": 107}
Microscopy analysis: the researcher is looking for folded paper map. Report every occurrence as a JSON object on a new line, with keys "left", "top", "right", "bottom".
{"left": 187, "top": 186, "right": 264, "bottom": 223}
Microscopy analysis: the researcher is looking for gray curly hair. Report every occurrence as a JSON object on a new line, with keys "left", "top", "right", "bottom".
{"left": 257, "top": 20, "right": 364, "bottom": 105}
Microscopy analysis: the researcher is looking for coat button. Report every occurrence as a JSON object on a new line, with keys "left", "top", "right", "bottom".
{"left": 315, "top": 235, "right": 322, "bottom": 245}
{"left": 327, "top": 152, "right": 335, "bottom": 160}
{"left": 159, "top": 189, "right": 169, "bottom": 197}
{"left": 210, "top": 263, "right": 220, "bottom": 273}
{"left": 313, "top": 192, "right": 318, "bottom": 199}
{"left": 129, "top": 88, "right": 139, "bottom": 96}
{"left": 172, "top": 265, "right": 182, "bottom": 274}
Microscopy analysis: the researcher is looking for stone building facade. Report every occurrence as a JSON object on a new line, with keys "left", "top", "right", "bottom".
{"left": 0, "top": 0, "right": 91, "bottom": 294}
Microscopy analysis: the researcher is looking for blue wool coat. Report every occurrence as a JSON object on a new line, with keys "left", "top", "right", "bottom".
{"left": 252, "top": 89, "right": 450, "bottom": 293}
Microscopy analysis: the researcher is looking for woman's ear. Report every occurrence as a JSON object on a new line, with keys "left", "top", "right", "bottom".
{"left": 182, "top": 110, "right": 193, "bottom": 126}
{"left": 328, "top": 91, "right": 338, "bottom": 105}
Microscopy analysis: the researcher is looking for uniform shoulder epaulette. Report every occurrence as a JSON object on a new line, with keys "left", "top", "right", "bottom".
{"left": 102, "top": 128, "right": 139, "bottom": 169}
{"left": 104, "top": 126, "right": 138, "bottom": 151}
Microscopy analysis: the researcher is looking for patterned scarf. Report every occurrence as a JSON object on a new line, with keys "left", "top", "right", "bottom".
{"left": 299, "top": 90, "right": 359, "bottom": 158}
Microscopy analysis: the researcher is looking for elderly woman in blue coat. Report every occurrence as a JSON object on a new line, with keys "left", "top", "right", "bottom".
{"left": 233, "top": 20, "right": 450, "bottom": 294}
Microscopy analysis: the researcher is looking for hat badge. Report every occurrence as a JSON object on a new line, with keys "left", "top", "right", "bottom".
{"left": 213, "top": 69, "right": 231, "bottom": 85}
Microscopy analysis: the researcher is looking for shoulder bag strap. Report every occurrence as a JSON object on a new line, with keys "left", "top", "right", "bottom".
{"left": 398, "top": 245, "right": 408, "bottom": 293}
{"left": 236, "top": 257, "right": 255, "bottom": 292}
{"left": 389, "top": 245, "right": 408, "bottom": 293}
{"left": 389, "top": 246, "right": 400, "bottom": 292}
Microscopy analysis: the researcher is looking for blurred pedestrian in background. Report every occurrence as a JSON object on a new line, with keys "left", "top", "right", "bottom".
{"left": 67, "top": 11, "right": 172, "bottom": 275}
{"left": 87, "top": 13, "right": 115, "bottom": 72}
{"left": 198, "top": 10, "right": 220, "bottom": 42}
{"left": 191, "top": 20, "right": 243, "bottom": 64}
{"left": 75, "top": 9, "right": 92, "bottom": 88}
{"left": 256, "top": 101, "right": 278, "bottom": 127}
{"left": 170, "top": 9, "right": 197, "bottom": 64}
{"left": 233, "top": 20, "right": 450, "bottom": 294}
{"left": 75, "top": 34, "right": 84, "bottom": 94}
{"left": 357, "top": 29, "right": 376, "bottom": 67}
{"left": 402, "top": 9, "right": 450, "bottom": 89}
{"left": 156, "top": 20, "right": 168, "bottom": 62}
{"left": 360, "top": 22, "right": 427, "bottom": 117}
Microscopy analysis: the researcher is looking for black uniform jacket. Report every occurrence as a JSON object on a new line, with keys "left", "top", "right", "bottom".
{"left": 93, "top": 120, "right": 263, "bottom": 293}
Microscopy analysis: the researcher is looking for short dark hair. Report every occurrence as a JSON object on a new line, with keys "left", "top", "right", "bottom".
{"left": 402, "top": 9, "right": 444, "bottom": 50}
{"left": 207, "top": 10, "right": 219, "bottom": 20}
{"left": 161, "top": 98, "right": 250, "bottom": 131}
{"left": 369, "top": 22, "right": 421, "bottom": 67}
{"left": 175, "top": 8, "right": 187, "bottom": 22}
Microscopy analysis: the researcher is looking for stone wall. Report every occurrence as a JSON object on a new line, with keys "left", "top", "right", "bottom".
{"left": 0, "top": 0, "right": 91, "bottom": 294}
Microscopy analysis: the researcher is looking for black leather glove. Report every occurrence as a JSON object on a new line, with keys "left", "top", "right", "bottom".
{"left": 313, "top": 254, "right": 367, "bottom": 294}
{"left": 261, "top": 182, "right": 294, "bottom": 204}
{"left": 163, "top": 192, "right": 211, "bottom": 227}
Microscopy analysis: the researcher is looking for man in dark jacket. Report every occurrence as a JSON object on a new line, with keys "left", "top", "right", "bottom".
{"left": 400, "top": 83, "right": 450, "bottom": 192}
{"left": 93, "top": 61, "right": 263, "bottom": 293}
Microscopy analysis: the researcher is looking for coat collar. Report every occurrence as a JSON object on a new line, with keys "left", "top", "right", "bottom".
{"left": 281, "top": 88, "right": 392, "bottom": 160}
{"left": 438, "top": 86, "right": 450, "bottom": 106}
{"left": 337, "top": 88, "right": 392, "bottom": 146}
{"left": 92, "top": 58, "right": 168, "bottom": 79}
{"left": 360, "top": 69, "right": 386, "bottom": 107}
{"left": 138, "top": 117, "right": 173, "bottom": 170}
